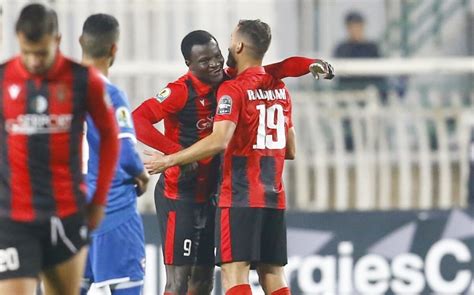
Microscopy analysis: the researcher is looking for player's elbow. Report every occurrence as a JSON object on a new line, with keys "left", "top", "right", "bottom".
{"left": 214, "top": 141, "right": 228, "bottom": 153}
{"left": 285, "top": 150, "right": 296, "bottom": 160}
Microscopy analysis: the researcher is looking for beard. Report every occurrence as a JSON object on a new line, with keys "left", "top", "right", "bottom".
{"left": 226, "top": 49, "right": 237, "bottom": 68}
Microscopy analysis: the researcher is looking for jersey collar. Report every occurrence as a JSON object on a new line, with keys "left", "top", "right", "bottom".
{"left": 14, "top": 51, "right": 66, "bottom": 80}
{"left": 187, "top": 71, "right": 213, "bottom": 95}
{"left": 238, "top": 66, "right": 265, "bottom": 77}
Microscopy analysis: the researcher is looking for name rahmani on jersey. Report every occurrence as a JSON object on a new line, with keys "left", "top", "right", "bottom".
{"left": 247, "top": 88, "right": 287, "bottom": 101}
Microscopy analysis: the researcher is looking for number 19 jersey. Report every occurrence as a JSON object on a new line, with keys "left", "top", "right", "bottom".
{"left": 213, "top": 66, "right": 292, "bottom": 209}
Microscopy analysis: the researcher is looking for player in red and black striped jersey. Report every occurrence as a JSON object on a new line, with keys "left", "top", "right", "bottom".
{"left": 137, "top": 30, "right": 333, "bottom": 294}
{"left": 143, "top": 20, "right": 331, "bottom": 295}
{"left": 0, "top": 4, "right": 119, "bottom": 295}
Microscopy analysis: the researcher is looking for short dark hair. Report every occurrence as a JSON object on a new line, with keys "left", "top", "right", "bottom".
{"left": 237, "top": 19, "right": 272, "bottom": 59}
{"left": 81, "top": 14, "right": 119, "bottom": 58}
{"left": 15, "top": 3, "right": 58, "bottom": 41}
{"left": 181, "top": 30, "right": 218, "bottom": 60}
{"left": 345, "top": 11, "right": 364, "bottom": 24}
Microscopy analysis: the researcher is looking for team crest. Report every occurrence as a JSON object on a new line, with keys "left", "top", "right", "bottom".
{"left": 217, "top": 95, "right": 232, "bottom": 115}
{"left": 115, "top": 106, "right": 133, "bottom": 128}
{"left": 55, "top": 83, "right": 68, "bottom": 102}
{"left": 32, "top": 95, "right": 48, "bottom": 113}
{"left": 155, "top": 87, "right": 171, "bottom": 103}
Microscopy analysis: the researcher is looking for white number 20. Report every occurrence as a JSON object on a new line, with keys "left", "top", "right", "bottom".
{"left": 183, "top": 239, "right": 192, "bottom": 256}
{"left": 253, "top": 104, "right": 286, "bottom": 149}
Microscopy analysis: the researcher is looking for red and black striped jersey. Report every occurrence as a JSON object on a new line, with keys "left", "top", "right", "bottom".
{"left": 214, "top": 66, "right": 293, "bottom": 209}
{"left": 134, "top": 72, "right": 220, "bottom": 203}
{"left": 0, "top": 54, "right": 118, "bottom": 222}
{"left": 133, "top": 57, "right": 314, "bottom": 204}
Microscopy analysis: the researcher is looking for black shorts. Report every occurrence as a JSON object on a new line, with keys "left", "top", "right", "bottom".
{"left": 215, "top": 207, "right": 287, "bottom": 268}
{"left": 0, "top": 212, "right": 88, "bottom": 280}
{"left": 155, "top": 192, "right": 215, "bottom": 266}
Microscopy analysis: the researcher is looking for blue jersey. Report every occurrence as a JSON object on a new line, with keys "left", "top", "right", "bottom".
{"left": 85, "top": 75, "right": 144, "bottom": 232}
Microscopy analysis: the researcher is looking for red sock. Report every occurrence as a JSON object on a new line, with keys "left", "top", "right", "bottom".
{"left": 272, "top": 287, "right": 291, "bottom": 295}
{"left": 226, "top": 284, "right": 252, "bottom": 295}
{"left": 164, "top": 292, "right": 174, "bottom": 295}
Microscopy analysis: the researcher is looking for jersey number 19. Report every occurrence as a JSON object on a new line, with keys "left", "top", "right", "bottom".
{"left": 253, "top": 104, "right": 286, "bottom": 150}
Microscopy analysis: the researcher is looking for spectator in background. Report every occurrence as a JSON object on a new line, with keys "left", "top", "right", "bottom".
{"left": 334, "top": 11, "right": 388, "bottom": 103}
{"left": 334, "top": 11, "right": 389, "bottom": 151}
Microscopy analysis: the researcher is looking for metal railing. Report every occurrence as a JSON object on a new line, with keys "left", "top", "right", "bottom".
{"left": 285, "top": 88, "right": 474, "bottom": 211}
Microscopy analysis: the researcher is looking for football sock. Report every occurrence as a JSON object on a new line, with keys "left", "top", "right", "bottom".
{"left": 226, "top": 284, "right": 252, "bottom": 295}
{"left": 271, "top": 287, "right": 291, "bottom": 295}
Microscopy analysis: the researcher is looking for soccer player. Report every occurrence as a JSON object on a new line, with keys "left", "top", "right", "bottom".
{"left": 79, "top": 14, "right": 150, "bottom": 295}
{"left": 143, "top": 20, "right": 304, "bottom": 295}
{"left": 0, "top": 4, "right": 119, "bottom": 295}
{"left": 134, "top": 30, "right": 333, "bottom": 295}
{"left": 133, "top": 30, "right": 332, "bottom": 294}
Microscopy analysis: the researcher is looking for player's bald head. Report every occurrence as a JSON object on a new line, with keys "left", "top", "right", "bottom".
{"left": 80, "top": 13, "right": 119, "bottom": 58}
{"left": 235, "top": 19, "right": 271, "bottom": 60}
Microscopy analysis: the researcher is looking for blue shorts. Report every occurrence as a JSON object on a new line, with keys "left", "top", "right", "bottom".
{"left": 84, "top": 212, "right": 145, "bottom": 286}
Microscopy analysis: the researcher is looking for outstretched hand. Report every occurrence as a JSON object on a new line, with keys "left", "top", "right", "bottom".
{"left": 310, "top": 60, "right": 335, "bottom": 80}
{"left": 143, "top": 150, "right": 171, "bottom": 175}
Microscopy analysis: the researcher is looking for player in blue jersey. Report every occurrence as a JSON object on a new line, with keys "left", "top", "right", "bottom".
{"left": 79, "top": 14, "right": 150, "bottom": 295}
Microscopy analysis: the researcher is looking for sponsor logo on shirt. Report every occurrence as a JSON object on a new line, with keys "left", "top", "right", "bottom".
{"left": 155, "top": 87, "right": 171, "bottom": 103}
{"left": 217, "top": 95, "right": 232, "bottom": 115}
{"left": 6, "top": 114, "right": 73, "bottom": 135}
{"left": 247, "top": 88, "right": 287, "bottom": 101}
{"left": 196, "top": 115, "right": 214, "bottom": 130}
{"left": 55, "top": 83, "right": 68, "bottom": 102}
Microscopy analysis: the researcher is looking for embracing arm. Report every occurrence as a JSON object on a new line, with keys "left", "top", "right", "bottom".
{"left": 145, "top": 120, "right": 236, "bottom": 174}
{"left": 264, "top": 56, "right": 335, "bottom": 80}
{"left": 132, "top": 99, "right": 182, "bottom": 154}
{"left": 285, "top": 127, "right": 296, "bottom": 160}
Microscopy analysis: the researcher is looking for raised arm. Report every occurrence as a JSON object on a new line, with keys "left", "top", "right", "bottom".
{"left": 264, "top": 56, "right": 335, "bottom": 80}
{"left": 285, "top": 127, "right": 296, "bottom": 160}
{"left": 132, "top": 84, "right": 187, "bottom": 154}
{"left": 144, "top": 82, "right": 241, "bottom": 174}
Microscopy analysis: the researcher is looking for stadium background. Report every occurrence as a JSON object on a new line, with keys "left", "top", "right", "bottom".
{"left": 1, "top": 0, "right": 473, "bottom": 294}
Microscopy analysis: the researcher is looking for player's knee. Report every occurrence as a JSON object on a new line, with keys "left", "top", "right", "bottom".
{"left": 165, "top": 280, "right": 188, "bottom": 294}
{"left": 189, "top": 266, "right": 214, "bottom": 293}
{"left": 189, "top": 277, "right": 214, "bottom": 294}
{"left": 165, "top": 267, "right": 191, "bottom": 293}
{"left": 256, "top": 264, "right": 286, "bottom": 292}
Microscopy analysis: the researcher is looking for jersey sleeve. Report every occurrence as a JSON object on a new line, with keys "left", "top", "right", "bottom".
{"left": 85, "top": 68, "right": 120, "bottom": 206}
{"left": 132, "top": 83, "right": 187, "bottom": 154}
{"left": 263, "top": 56, "right": 315, "bottom": 79}
{"left": 119, "top": 137, "right": 145, "bottom": 177}
{"left": 214, "top": 82, "right": 242, "bottom": 124}
{"left": 110, "top": 87, "right": 136, "bottom": 141}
